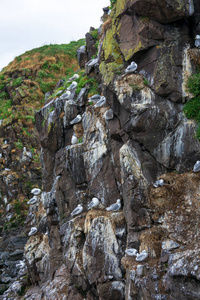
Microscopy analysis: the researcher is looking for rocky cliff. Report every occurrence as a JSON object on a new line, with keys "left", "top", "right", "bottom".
{"left": 1, "top": 0, "right": 200, "bottom": 299}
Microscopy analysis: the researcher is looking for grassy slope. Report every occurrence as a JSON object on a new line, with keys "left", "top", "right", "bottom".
{"left": 0, "top": 39, "right": 85, "bottom": 231}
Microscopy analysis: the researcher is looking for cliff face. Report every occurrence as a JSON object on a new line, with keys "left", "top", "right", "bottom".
{"left": 2, "top": 0, "right": 200, "bottom": 299}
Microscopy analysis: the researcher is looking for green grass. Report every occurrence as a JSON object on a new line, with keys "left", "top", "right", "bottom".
{"left": 75, "top": 75, "right": 99, "bottom": 95}
{"left": 110, "top": 0, "right": 116, "bottom": 8}
{"left": 12, "top": 77, "right": 23, "bottom": 87}
{"left": 183, "top": 71, "right": 200, "bottom": 139}
{"left": 24, "top": 39, "right": 85, "bottom": 59}
{"left": 0, "top": 99, "right": 12, "bottom": 119}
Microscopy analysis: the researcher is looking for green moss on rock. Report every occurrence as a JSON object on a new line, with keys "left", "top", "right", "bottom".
{"left": 99, "top": 61, "right": 123, "bottom": 85}
{"left": 115, "top": 0, "right": 126, "bottom": 17}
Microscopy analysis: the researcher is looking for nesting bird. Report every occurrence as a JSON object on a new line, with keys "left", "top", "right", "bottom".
{"left": 153, "top": 179, "right": 164, "bottom": 188}
{"left": 125, "top": 248, "right": 138, "bottom": 256}
{"left": 195, "top": 35, "right": 200, "bottom": 48}
{"left": 27, "top": 196, "right": 38, "bottom": 205}
{"left": 135, "top": 250, "right": 148, "bottom": 262}
{"left": 88, "top": 94, "right": 101, "bottom": 104}
{"left": 106, "top": 199, "right": 121, "bottom": 211}
{"left": 67, "top": 74, "right": 79, "bottom": 82}
{"left": 67, "top": 81, "right": 78, "bottom": 91}
{"left": 31, "top": 188, "right": 41, "bottom": 196}
{"left": 88, "top": 197, "right": 100, "bottom": 210}
{"left": 71, "top": 133, "right": 78, "bottom": 145}
{"left": 125, "top": 61, "right": 138, "bottom": 74}
{"left": 16, "top": 260, "right": 26, "bottom": 269}
{"left": 193, "top": 160, "right": 200, "bottom": 172}
{"left": 60, "top": 91, "right": 71, "bottom": 100}
{"left": 28, "top": 227, "right": 38, "bottom": 236}
{"left": 70, "top": 114, "right": 82, "bottom": 125}
{"left": 94, "top": 96, "right": 106, "bottom": 108}
{"left": 71, "top": 204, "right": 83, "bottom": 216}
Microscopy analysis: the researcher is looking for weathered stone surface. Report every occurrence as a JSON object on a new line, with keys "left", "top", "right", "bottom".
{"left": 9, "top": 1, "right": 200, "bottom": 299}
{"left": 83, "top": 212, "right": 125, "bottom": 284}
{"left": 86, "top": 31, "right": 97, "bottom": 60}
{"left": 82, "top": 106, "right": 120, "bottom": 206}
{"left": 116, "top": 0, "right": 194, "bottom": 23}
{"left": 77, "top": 45, "right": 88, "bottom": 68}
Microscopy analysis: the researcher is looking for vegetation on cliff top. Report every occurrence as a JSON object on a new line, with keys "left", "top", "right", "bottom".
{"left": 0, "top": 39, "right": 85, "bottom": 231}
{"left": 183, "top": 70, "right": 200, "bottom": 139}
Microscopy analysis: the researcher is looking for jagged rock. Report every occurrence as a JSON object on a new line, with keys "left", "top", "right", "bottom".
{"left": 83, "top": 212, "right": 125, "bottom": 284}
{"left": 24, "top": 234, "right": 50, "bottom": 284}
{"left": 77, "top": 45, "right": 87, "bottom": 68}
{"left": 86, "top": 31, "right": 98, "bottom": 60}
{"left": 124, "top": 0, "right": 194, "bottom": 23}
{"left": 63, "top": 99, "right": 77, "bottom": 128}
{"left": 162, "top": 239, "right": 180, "bottom": 251}
{"left": 15, "top": 1, "right": 200, "bottom": 298}
{"left": 82, "top": 106, "right": 120, "bottom": 205}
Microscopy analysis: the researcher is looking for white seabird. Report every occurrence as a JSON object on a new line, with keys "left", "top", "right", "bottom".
{"left": 71, "top": 204, "right": 83, "bottom": 216}
{"left": 31, "top": 188, "right": 41, "bottom": 195}
{"left": 193, "top": 160, "right": 200, "bottom": 172}
{"left": 67, "top": 74, "right": 79, "bottom": 82}
{"left": 88, "top": 94, "right": 101, "bottom": 103}
{"left": 67, "top": 81, "right": 78, "bottom": 91}
{"left": 71, "top": 133, "right": 78, "bottom": 145}
{"left": 60, "top": 91, "right": 71, "bottom": 100}
{"left": 16, "top": 260, "right": 26, "bottom": 269}
{"left": 70, "top": 114, "right": 82, "bottom": 125}
{"left": 125, "top": 61, "right": 138, "bottom": 74}
{"left": 125, "top": 248, "right": 138, "bottom": 256}
{"left": 106, "top": 199, "right": 121, "bottom": 211}
{"left": 94, "top": 96, "right": 106, "bottom": 108}
{"left": 88, "top": 197, "right": 99, "bottom": 210}
{"left": 195, "top": 35, "right": 200, "bottom": 48}
{"left": 136, "top": 250, "right": 148, "bottom": 262}
{"left": 28, "top": 227, "right": 38, "bottom": 236}
{"left": 27, "top": 196, "right": 38, "bottom": 205}
{"left": 153, "top": 179, "right": 164, "bottom": 188}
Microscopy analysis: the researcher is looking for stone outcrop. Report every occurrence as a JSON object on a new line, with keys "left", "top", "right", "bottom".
{"left": 2, "top": 0, "right": 200, "bottom": 299}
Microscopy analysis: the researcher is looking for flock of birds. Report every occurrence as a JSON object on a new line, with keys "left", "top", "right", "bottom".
{"left": 24, "top": 39, "right": 200, "bottom": 266}
{"left": 27, "top": 188, "right": 41, "bottom": 236}
{"left": 68, "top": 60, "right": 138, "bottom": 145}
{"left": 71, "top": 198, "right": 121, "bottom": 216}
{"left": 26, "top": 191, "right": 148, "bottom": 262}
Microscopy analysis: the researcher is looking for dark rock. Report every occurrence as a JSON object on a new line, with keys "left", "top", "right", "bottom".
{"left": 123, "top": 0, "right": 194, "bottom": 23}
{"left": 86, "top": 31, "right": 97, "bottom": 60}
{"left": 77, "top": 45, "right": 88, "bottom": 68}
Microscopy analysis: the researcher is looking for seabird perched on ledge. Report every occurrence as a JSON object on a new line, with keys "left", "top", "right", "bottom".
{"left": 94, "top": 96, "right": 106, "bottom": 108}
{"left": 195, "top": 35, "right": 200, "bottom": 48}
{"left": 71, "top": 133, "right": 78, "bottom": 145}
{"left": 135, "top": 250, "right": 148, "bottom": 262}
{"left": 28, "top": 227, "right": 38, "bottom": 236}
{"left": 125, "top": 61, "right": 138, "bottom": 74}
{"left": 153, "top": 179, "right": 164, "bottom": 188}
{"left": 88, "top": 94, "right": 101, "bottom": 104}
{"left": 125, "top": 248, "right": 138, "bottom": 256}
{"left": 71, "top": 204, "right": 83, "bottom": 216}
{"left": 88, "top": 197, "right": 99, "bottom": 210}
{"left": 27, "top": 196, "right": 38, "bottom": 205}
{"left": 106, "top": 199, "right": 121, "bottom": 211}
{"left": 67, "top": 81, "right": 78, "bottom": 91}
{"left": 67, "top": 74, "right": 79, "bottom": 82}
{"left": 70, "top": 114, "right": 82, "bottom": 125}
{"left": 31, "top": 188, "right": 41, "bottom": 195}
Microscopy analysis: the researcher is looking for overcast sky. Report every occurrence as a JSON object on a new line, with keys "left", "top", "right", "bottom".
{"left": 0, "top": 0, "right": 110, "bottom": 70}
